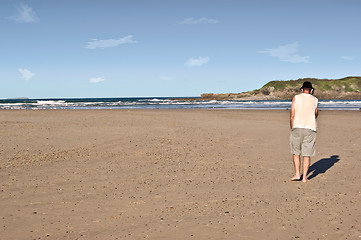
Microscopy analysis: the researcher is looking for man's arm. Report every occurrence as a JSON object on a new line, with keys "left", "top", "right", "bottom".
{"left": 290, "top": 96, "right": 295, "bottom": 129}
{"left": 315, "top": 106, "right": 318, "bottom": 119}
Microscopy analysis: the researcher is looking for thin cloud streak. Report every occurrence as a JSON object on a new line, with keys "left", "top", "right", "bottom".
{"left": 85, "top": 36, "right": 136, "bottom": 49}
{"left": 10, "top": 3, "right": 38, "bottom": 23}
{"left": 158, "top": 76, "right": 172, "bottom": 81}
{"left": 341, "top": 56, "right": 355, "bottom": 60}
{"left": 185, "top": 56, "right": 210, "bottom": 67}
{"left": 259, "top": 42, "right": 309, "bottom": 63}
{"left": 180, "top": 17, "right": 219, "bottom": 24}
{"left": 89, "top": 77, "right": 105, "bottom": 83}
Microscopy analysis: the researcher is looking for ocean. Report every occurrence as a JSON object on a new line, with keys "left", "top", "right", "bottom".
{"left": 1, "top": 97, "right": 361, "bottom": 110}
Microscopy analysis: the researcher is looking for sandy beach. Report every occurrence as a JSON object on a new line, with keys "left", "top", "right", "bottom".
{"left": 0, "top": 109, "right": 360, "bottom": 239}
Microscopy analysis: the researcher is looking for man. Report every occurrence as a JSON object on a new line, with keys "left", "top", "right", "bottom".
{"left": 290, "top": 81, "right": 318, "bottom": 183}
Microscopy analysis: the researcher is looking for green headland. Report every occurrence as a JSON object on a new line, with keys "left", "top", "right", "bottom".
{"left": 201, "top": 76, "right": 361, "bottom": 100}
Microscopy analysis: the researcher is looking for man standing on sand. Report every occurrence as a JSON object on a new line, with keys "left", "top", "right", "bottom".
{"left": 290, "top": 81, "right": 318, "bottom": 183}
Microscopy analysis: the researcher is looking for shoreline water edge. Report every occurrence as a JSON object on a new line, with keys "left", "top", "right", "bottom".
{"left": 1, "top": 97, "right": 361, "bottom": 110}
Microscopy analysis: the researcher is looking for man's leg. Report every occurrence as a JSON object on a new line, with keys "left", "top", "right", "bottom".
{"left": 302, "top": 156, "right": 311, "bottom": 182}
{"left": 291, "top": 154, "right": 301, "bottom": 180}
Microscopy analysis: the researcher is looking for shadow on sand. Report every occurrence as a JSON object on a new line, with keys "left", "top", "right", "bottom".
{"left": 307, "top": 155, "right": 340, "bottom": 180}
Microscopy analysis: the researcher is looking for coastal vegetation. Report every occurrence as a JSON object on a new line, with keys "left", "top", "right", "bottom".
{"left": 201, "top": 76, "right": 361, "bottom": 100}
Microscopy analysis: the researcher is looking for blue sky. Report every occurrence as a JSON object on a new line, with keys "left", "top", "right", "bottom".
{"left": 1, "top": 0, "right": 360, "bottom": 98}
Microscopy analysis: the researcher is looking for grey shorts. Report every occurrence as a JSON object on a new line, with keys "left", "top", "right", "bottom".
{"left": 290, "top": 128, "right": 316, "bottom": 156}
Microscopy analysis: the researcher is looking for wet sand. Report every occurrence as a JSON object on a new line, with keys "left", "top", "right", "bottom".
{"left": 0, "top": 109, "right": 360, "bottom": 239}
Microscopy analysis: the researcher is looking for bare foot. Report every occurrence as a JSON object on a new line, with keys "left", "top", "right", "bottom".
{"left": 291, "top": 176, "right": 301, "bottom": 181}
{"left": 302, "top": 178, "right": 308, "bottom": 183}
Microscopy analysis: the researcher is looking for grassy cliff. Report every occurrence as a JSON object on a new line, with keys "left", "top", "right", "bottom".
{"left": 202, "top": 76, "right": 361, "bottom": 100}
{"left": 261, "top": 76, "right": 361, "bottom": 92}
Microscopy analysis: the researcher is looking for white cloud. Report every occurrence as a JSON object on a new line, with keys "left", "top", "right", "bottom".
{"left": 180, "top": 17, "right": 219, "bottom": 25}
{"left": 18, "top": 68, "right": 35, "bottom": 80}
{"left": 10, "top": 3, "right": 38, "bottom": 23}
{"left": 90, "top": 77, "right": 105, "bottom": 83}
{"left": 341, "top": 56, "right": 355, "bottom": 60}
{"left": 259, "top": 42, "right": 310, "bottom": 63}
{"left": 85, "top": 35, "right": 136, "bottom": 49}
{"left": 185, "top": 56, "right": 210, "bottom": 67}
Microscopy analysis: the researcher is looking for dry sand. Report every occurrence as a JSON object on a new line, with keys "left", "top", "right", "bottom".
{"left": 0, "top": 109, "right": 360, "bottom": 239}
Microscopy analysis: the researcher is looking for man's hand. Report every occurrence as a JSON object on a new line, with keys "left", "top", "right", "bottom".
{"left": 290, "top": 96, "right": 295, "bottom": 129}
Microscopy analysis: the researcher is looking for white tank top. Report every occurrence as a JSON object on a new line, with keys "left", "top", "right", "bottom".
{"left": 293, "top": 93, "right": 318, "bottom": 131}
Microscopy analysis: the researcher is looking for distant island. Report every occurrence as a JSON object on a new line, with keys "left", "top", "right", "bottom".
{"left": 201, "top": 76, "right": 361, "bottom": 100}
{"left": 6, "top": 97, "right": 29, "bottom": 100}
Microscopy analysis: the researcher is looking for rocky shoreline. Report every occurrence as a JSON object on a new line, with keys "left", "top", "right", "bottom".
{"left": 201, "top": 90, "right": 361, "bottom": 100}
